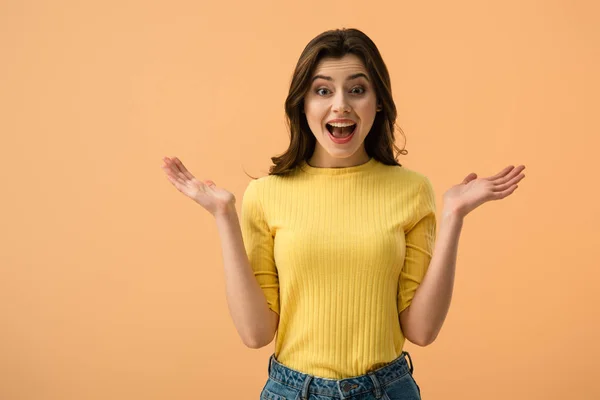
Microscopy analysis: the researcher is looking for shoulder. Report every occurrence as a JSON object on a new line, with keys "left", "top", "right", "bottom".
{"left": 381, "top": 163, "right": 432, "bottom": 190}
{"left": 243, "top": 173, "right": 294, "bottom": 202}
{"left": 396, "top": 167, "right": 436, "bottom": 209}
{"left": 246, "top": 173, "right": 289, "bottom": 191}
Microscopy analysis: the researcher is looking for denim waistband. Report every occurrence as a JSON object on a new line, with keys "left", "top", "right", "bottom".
{"left": 267, "top": 351, "right": 415, "bottom": 399}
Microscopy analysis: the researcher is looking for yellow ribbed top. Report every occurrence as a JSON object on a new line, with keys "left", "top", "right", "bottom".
{"left": 240, "top": 157, "right": 437, "bottom": 379}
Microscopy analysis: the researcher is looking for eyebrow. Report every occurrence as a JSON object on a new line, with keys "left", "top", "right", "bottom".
{"left": 311, "top": 73, "right": 370, "bottom": 82}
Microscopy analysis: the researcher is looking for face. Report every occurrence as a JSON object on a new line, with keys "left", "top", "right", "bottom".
{"left": 303, "top": 53, "right": 380, "bottom": 168}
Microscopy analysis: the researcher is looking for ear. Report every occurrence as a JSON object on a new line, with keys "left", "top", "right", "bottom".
{"left": 376, "top": 104, "right": 382, "bottom": 112}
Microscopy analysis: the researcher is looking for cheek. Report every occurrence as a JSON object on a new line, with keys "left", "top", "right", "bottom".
{"left": 356, "top": 100, "right": 378, "bottom": 118}
{"left": 304, "top": 102, "right": 325, "bottom": 123}
{"left": 357, "top": 95, "right": 377, "bottom": 109}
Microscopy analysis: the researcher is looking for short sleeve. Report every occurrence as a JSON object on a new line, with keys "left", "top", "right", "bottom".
{"left": 240, "top": 179, "right": 280, "bottom": 315}
{"left": 398, "top": 176, "right": 437, "bottom": 314}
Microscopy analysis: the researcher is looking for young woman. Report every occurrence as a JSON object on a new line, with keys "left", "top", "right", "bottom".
{"left": 161, "top": 28, "right": 525, "bottom": 400}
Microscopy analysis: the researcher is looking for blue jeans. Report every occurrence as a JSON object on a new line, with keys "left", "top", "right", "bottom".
{"left": 260, "top": 351, "right": 421, "bottom": 399}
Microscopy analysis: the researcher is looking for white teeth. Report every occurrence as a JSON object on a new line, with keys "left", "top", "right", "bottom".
{"left": 328, "top": 122, "right": 356, "bottom": 127}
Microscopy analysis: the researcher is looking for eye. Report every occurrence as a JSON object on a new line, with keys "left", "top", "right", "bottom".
{"left": 315, "top": 86, "right": 366, "bottom": 96}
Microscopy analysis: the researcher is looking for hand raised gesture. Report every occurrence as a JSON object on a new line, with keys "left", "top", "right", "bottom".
{"left": 442, "top": 164, "right": 526, "bottom": 218}
{"left": 161, "top": 156, "right": 235, "bottom": 216}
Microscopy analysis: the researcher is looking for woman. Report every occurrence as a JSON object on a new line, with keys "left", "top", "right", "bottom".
{"left": 161, "top": 28, "right": 525, "bottom": 400}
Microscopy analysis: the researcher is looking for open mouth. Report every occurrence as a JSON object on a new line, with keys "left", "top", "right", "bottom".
{"left": 326, "top": 123, "right": 357, "bottom": 138}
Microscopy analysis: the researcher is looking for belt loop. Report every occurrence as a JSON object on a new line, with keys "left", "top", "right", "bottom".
{"left": 268, "top": 354, "right": 274, "bottom": 375}
{"left": 368, "top": 372, "right": 383, "bottom": 399}
{"left": 404, "top": 351, "right": 414, "bottom": 374}
{"left": 300, "top": 375, "right": 313, "bottom": 400}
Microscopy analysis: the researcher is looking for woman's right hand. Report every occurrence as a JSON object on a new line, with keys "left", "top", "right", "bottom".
{"left": 161, "top": 156, "right": 236, "bottom": 216}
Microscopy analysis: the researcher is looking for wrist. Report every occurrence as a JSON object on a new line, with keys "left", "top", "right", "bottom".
{"left": 441, "top": 206, "right": 465, "bottom": 222}
{"left": 214, "top": 203, "right": 237, "bottom": 219}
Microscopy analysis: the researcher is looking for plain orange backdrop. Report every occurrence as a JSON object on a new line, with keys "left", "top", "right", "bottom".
{"left": 1, "top": 0, "right": 599, "bottom": 399}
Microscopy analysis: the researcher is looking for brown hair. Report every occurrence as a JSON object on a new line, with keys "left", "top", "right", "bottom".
{"left": 247, "top": 28, "right": 408, "bottom": 179}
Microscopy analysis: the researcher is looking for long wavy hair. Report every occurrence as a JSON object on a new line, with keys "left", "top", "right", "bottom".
{"left": 247, "top": 28, "right": 408, "bottom": 179}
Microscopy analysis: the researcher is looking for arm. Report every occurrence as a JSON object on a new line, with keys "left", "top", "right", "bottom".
{"left": 400, "top": 210, "right": 463, "bottom": 346}
{"left": 400, "top": 164, "right": 524, "bottom": 346}
{"left": 215, "top": 206, "right": 279, "bottom": 348}
{"left": 160, "top": 156, "right": 279, "bottom": 348}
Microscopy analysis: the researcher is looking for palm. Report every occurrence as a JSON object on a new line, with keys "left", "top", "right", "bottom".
{"left": 161, "top": 156, "right": 235, "bottom": 215}
{"left": 443, "top": 165, "right": 526, "bottom": 218}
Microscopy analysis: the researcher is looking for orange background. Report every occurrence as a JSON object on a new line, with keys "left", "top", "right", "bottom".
{"left": 1, "top": 0, "right": 599, "bottom": 399}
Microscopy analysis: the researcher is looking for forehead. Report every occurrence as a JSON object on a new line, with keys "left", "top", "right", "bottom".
{"left": 312, "top": 54, "right": 368, "bottom": 78}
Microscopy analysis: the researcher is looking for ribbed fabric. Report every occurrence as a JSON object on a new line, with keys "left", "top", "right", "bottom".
{"left": 240, "top": 157, "right": 437, "bottom": 379}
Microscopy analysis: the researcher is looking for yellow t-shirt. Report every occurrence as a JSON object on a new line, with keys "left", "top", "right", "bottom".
{"left": 240, "top": 157, "right": 437, "bottom": 379}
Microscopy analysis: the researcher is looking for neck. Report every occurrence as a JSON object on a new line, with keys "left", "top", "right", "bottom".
{"left": 308, "top": 150, "right": 371, "bottom": 169}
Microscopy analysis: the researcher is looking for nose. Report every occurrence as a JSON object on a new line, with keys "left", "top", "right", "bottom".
{"left": 332, "top": 92, "right": 351, "bottom": 114}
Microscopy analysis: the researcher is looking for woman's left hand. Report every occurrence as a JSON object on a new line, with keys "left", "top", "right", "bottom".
{"left": 442, "top": 165, "right": 526, "bottom": 219}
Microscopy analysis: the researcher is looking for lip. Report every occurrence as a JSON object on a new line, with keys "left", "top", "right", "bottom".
{"left": 327, "top": 123, "right": 357, "bottom": 144}
{"left": 326, "top": 118, "right": 357, "bottom": 124}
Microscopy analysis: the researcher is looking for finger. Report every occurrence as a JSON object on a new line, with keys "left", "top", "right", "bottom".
{"left": 494, "top": 165, "right": 526, "bottom": 186}
{"left": 162, "top": 156, "right": 177, "bottom": 169}
{"left": 161, "top": 160, "right": 171, "bottom": 174}
{"left": 493, "top": 184, "right": 519, "bottom": 199}
{"left": 492, "top": 173, "right": 525, "bottom": 192}
{"left": 172, "top": 157, "right": 195, "bottom": 181}
{"left": 164, "top": 169, "right": 187, "bottom": 188}
{"left": 486, "top": 165, "right": 515, "bottom": 181}
{"left": 462, "top": 173, "right": 477, "bottom": 184}
{"left": 162, "top": 158, "right": 180, "bottom": 176}
{"left": 163, "top": 163, "right": 189, "bottom": 186}
{"left": 164, "top": 172, "right": 186, "bottom": 191}
{"left": 190, "top": 177, "right": 211, "bottom": 191}
{"left": 170, "top": 157, "right": 187, "bottom": 179}
{"left": 172, "top": 164, "right": 191, "bottom": 182}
